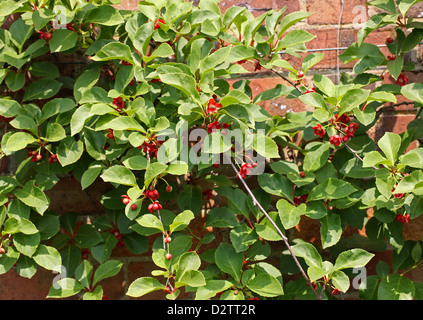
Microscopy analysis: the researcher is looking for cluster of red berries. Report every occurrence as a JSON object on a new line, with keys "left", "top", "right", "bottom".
{"left": 202, "top": 189, "right": 213, "bottom": 200}
{"left": 313, "top": 113, "right": 359, "bottom": 147}
{"left": 0, "top": 115, "right": 14, "bottom": 122}
{"left": 48, "top": 154, "right": 59, "bottom": 164}
{"left": 110, "top": 228, "right": 125, "bottom": 247}
{"left": 148, "top": 200, "right": 162, "bottom": 213}
{"left": 144, "top": 188, "right": 159, "bottom": 201}
{"left": 294, "top": 194, "right": 308, "bottom": 206}
{"left": 139, "top": 137, "right": 164, "bottom": 159}
{"left": 121, "top": 195, "right": 137, "bottom": 210}
{"left": 304, "top": 87, "right": 316, "bottom": 94}
{"left": 112, "top": 97, "right": 125, "bottom": 111}
{"left": 396, "top": 213, "right": 410, "bottom": 224}
{"left": 207, "top": 121, "right": 229, "bottom": 134}
{"left": 106, "top": 129, "right": 114, "bottom": 140}
{"left": 37, "top": 30, "right": 52, "bottom": 42}
{"left": 27, "top": 150, "right": 43, "bottom": 162}
{"left": 392, "top": 184, "right": 405, "bottom": 199}
{"left": 207, "top": 98, "right": 222, "bottom": 115}
{"left": 396, "top": 73, "right": 408, "bottom": 86}
{"left": 238, "top": 162, "right": 256, "bottom": 179}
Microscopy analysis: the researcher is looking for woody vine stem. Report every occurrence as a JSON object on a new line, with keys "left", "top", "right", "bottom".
{"left": 229, "top": 161, "right": 321, "bottom": 300}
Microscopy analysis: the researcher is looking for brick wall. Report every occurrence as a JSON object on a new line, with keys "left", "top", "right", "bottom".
{"left": 1, "top": 0, "right": 423, "bottom": 300}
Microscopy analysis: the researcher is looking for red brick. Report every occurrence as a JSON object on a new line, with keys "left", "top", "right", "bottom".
{"left": 307, "top": 0, "right": 368, "bottom": 25}
{"left": 218, "top": 0, "right": 300, "bottom": 16}
{"left": 246, "top": 77, "right": 309, "bottom": 116}
{"left": 0, "top": 268, "right": 71, "bottom": 300}
{"left": 405, "top": 2, "right": 423, "bottom": 18}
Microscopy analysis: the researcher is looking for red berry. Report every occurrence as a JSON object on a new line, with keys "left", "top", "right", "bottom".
{"left": 300, "top": 171, "right": 305, "bottom": 178}
{"left": 121, "top": 195, "right": 131, "bottom": 205}
{"left": 386, "top": 37, "right": 394, "bottom": 43}
{"left": 165, "top": 253, "right": 172, "bottom": 260}
{"left": 154, "top": 19, "right": 165, "bottom": 30}
{"left": 166, "top": 186, "right": 172, "bottom": 192}
{"left": 312, "top": 124, "right": 325, "bottom": 138}
{"left": 165, "top": 236, "right": 171, "bottom": 243}
{"left": 35, "top": 154, "right": 42, "bottom": 161}
{"left": 130, "top": 203, "right": 137, "bottom": 210}
{"left": 44, "top": 32, "right": 52, "bottom": 41}
{"left": 297, "top": 71, "right": 304, "bottom": 78}
{"left": 329, "top": 135, "right": 342, "bottom": 147}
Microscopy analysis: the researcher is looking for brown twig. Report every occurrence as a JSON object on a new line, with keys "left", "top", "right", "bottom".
{"left": 229, "top": 161, "right": 321, "bottom": 300}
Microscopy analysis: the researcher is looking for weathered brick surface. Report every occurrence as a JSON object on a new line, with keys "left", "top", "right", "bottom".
{"left": 307, "top": 0, "right": 368, "bottom": 25}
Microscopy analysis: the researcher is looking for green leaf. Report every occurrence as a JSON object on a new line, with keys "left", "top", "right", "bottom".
{"left": 49, "top": 29, "right": 78, "bottom": 53}
{"left": 215, "top": 186, "right": 249, "bottom": 217}
{"left": 91, "top": 232, "right": 118, "bottom": 264}
{"left": 255, "top": 211, "right": 284, "bottom": 241}
{"left": 81, "top": 164, "right": 103, "bottom": 190}
{"left": 47, "top": 278, "right": 84, "bottom": 298}
{"left": 85, "top": 5, "right": 124, "bottom": 26}
{"left": 195, "top": 280, "right": 234, "bottom": 300}
{"left": 205, "top": 207, "right": 239, "bottom": 228}
{"left": 215, "top": 243, "right": 244, "bottom": 282}
{"left": 0, "top": 247, "right": 20, "bottom": 274}
{"left": 258, "top": 173, "right": 292, "bottom": 200}
{"left": 291, "top": 242, "right": 322, "bottom": 268}
{"left": 277, "top": 199, "right": 306, "bottom": 230}
{"left": 75, "top": 224, "right": 103, "bottom": 248}
{"left": 169, "top": 210, "right": 194, "bottom": 233}
{"left": 378, "top": 274, "right": 415, "bottom": 300}
{"left": 278, "top": 29, "right": 316, "bottom": 49}
{"left": 22, "top": 79, "right": 62, "bottom": 102}
{"left": 91, "top": 42, "right": 134, "bottom": 64}
{"left": 319, "top": 212, "right": 342, "bottom": 249}
{"left": 362, "top": 151, "right": 389, "bottom": 168}
{"left": 158, "top": 73, "right": 199, "bottom": 101}
{"left": 303, "top": 142, "right": 330, "bottom": 172}
{"left": 13, "top": 233, "right": 40, "bottom": 257}
{"left": 136, "top": 214, "right": 164, "bottom": 232}
{"left": 5, "top": 71, "right": 25, "bottom": 91}
{"left": 127, "top": 277, "right": 165, "bottom": 297}
{"left": 387, "top": 55, "right": 404, "bottom": 80}
{"left": 57, "top": 137, "right": 84, "bottom": 167}
{"left": 230, "top": 224, "right": 258, "bottom": 253}
{"left": 247, "top": 273, "right": 284, "bottom": 297}
{"left": 143, "top": 43, "right": 174, "bottom": 63}
{"left": 4, "top": 132, "right": 36, "bottom": 152}
{"left": 75, "top": 260, "right": 93, "bottom": 289}
{"left": 93, "top": 260, "right": 123, "bottom": 286}
{"left": 339, "top": 88, "right": 370, "bottom": 114}
{"left": 44, "top": 123, "right": 66, "bottom": 142}
{"left": 200, "top": 46, "right": 231, "bottom": 73}
{"left": 177, "top": 185, "right": 202, "bottom": 214}
{"left": 14, "top": 180, "right": 49, "bottom": 209}
{"left": 4, "top": 217, "right": 38, "bottom": 235}
{"left": 104, "top": 116, "right": 146, "bottom": 133}
{"left": 144, "top": 162, "right": 167, "bottom": 187}
{"left": 378, "top": 132, "right": 402, "bottom": 165}
{"left": 308, "top": 178, "right": 357, "bottom": 201}
{"left": 334, "top": 248, "right": 375, "bottom": 270}
{"left": 100, "top": 165, "right": 138, "bottom": 187}
{"left": 32, "top": 244, "right": 62, "bottom": 272}
{"left": 399, "top": 148, "right": 423, "bottom": 169}
{"left": 253, "top": 133, "right": 279, "bottom": 158}
{"left": 175, "top": 270, "right": 206, "bottom": 288}
{"left": 401, "top": 83, "right": 423, "bottom": 105}
{"left": 331, "top": 270, "right": 350, "bottom": 293}
{"left": 367, "top": 0, "right": 397, "bottom": 13}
